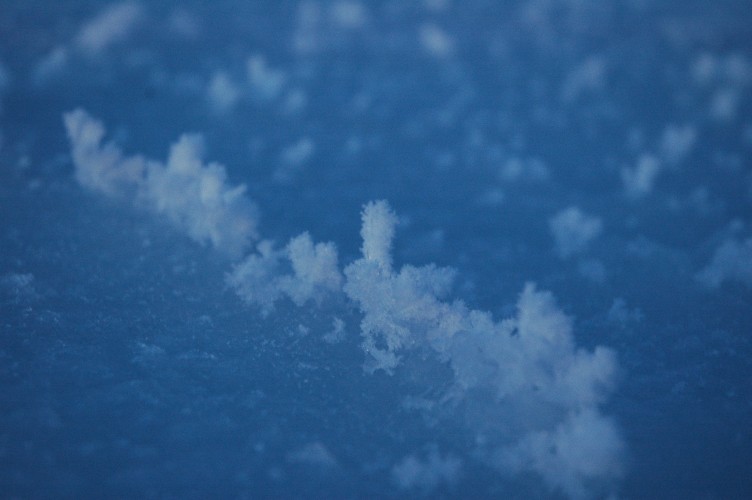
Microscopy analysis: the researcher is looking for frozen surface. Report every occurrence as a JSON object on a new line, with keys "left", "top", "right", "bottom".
{"left": 2, "top": 1, "right": 752, "bottom": 498}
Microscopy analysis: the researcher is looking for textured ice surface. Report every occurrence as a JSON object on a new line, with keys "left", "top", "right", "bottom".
{"left": 2, "top": 1, "right": 752, "bottom": 498}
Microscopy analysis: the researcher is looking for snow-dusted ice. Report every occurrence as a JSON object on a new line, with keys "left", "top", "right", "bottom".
{"left": 1, "top": 1, "right": 751, "bottom": 498}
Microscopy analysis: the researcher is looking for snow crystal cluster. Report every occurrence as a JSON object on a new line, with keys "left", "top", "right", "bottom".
{"left": 698, "top": 236, "right": 752, "bottom": 288}
{"left": 227, "top": 234, "right": 343, "bottom": 316}
{"left": 64, "top": 110, "right": 258, "bottom": 258}
{"left": 33, "top": 2, "right": 144, "bottom": 85}
{"left": 549, "top": 207, "right": 603, "bottom": 259}
{"left": 65, "top": 111, "right": 625, "bottom": 497}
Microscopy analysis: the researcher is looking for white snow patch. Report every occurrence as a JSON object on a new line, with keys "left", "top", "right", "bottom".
{"left": 477, "top": 188, "right": 505, "bottom": 206}
{"left": 561, "top": 56, "right": 607, "bottom": 103}
{"left": 63, "top": 109, "right": 258, "bottom": 257}
{"left": 330, "top": 1, "right": 367, "bottom": 29}
{"left": 424, "top": 0, "right": 451, "bottom": 12}
{"left": 274, "top": 138, "right": 315, "bottom": 183}
{"left": 342, "top": 201, "right": 622, "bottom": 497}
{"left": 323, "top": 317, "right": 347, "bottom": 344}
{"left": 709, "top": 87, "right": 741, "bottom": 122}
{"left": 692, "top": 53, "right": 717, "bottom": 86}
{"left": 32, "top": 3, "right": 144, "bottom": 83}
{"left": 207, "top": 72, "right": 241, "bottom": 113}
{"left": 75, "top": 2, "right": 143, "bottom": 56}
{"left": 621, "top": 154, "right": 661, "bottom": 199}
{"left": 692, "top": 52, "right": 751, "bottom": 87}
{"left": 293, "top": 1, "right": 368, "bottom": 54}
{"left": 392, "top": 447, "right": 462, "bottom": 491}
{"left": 293, "top": 1, "right": 322, "bottom": 55}
{"left": 419, "top": 23, "right": 455, "bottom": 58}
{"left": 691, "top": 53, "right": 750, "bottom": 122}
{"left": 498, "top": 409, "right": 624, "bottom": 500}
{"left": 499, "top": 157, "right": 550, "bottom": 183}
{"left": 141, "top": 134, "right": 257, "bottom": 257}
{"left": 607, "top": 299, "right": 643, "bottom": 326}
{"left": 360, "top": 200, "right": 399, "bottom": 271}
{"left": 282, "top": 88, "right": 308, "bottom": 115}
{"left": 247, "top": 55, "right": 286, "bottom": 101}
{"left": 64, "top": 109, "right": 147, "bottom": 196}
{"left": 32, "top": 47, "right": 70, "bottom": 85}
{"left": 549, "top": 207, "right": 603, "bottom": 259}
{"left": 659, "top": 124, "right": 696, "bottom": 166}
{"left": 228, "top": 233, "right": 343, "bottom": 315}
{"left": 697, "top": 236, "right": 752, "bottom": 288}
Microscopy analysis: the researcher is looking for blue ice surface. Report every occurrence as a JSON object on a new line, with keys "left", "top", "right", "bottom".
{"left": 1, "top": 0, "right": 752, "bottom": 498}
